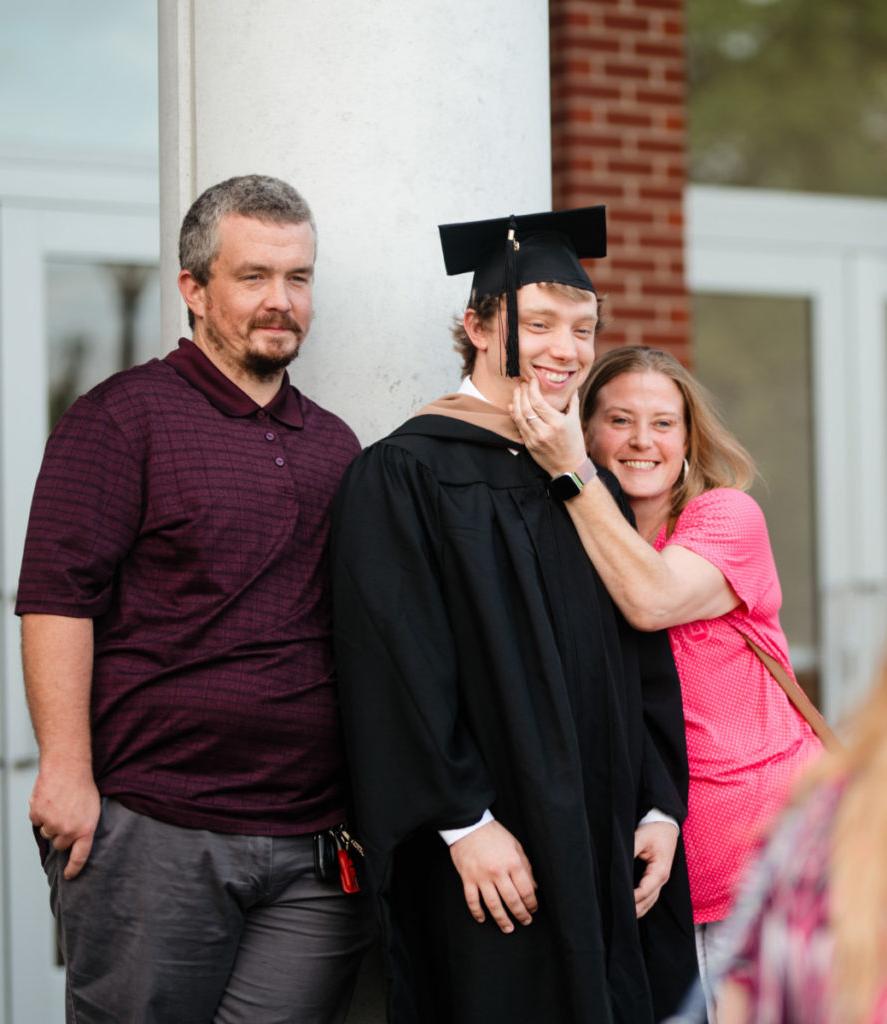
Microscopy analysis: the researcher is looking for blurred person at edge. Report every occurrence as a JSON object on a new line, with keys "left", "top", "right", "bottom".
{"left": 511, "top": 344, "right": 823, "bottom": 1023}
{"left": 714, "top": 653, "right": 887, "bottom": 1024}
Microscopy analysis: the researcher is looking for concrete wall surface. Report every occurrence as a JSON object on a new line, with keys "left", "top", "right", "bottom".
{"left": 160, "top": 0, "right": 553, "bottom": 444}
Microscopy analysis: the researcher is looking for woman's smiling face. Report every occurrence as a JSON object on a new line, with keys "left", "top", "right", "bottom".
{"left": 585, "top": 370, "right": 688, "bottom": 511}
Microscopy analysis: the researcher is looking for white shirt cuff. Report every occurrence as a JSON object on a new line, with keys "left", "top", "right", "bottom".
{"left": 638, "top": 807, "right": 679, "bottom": 830}
{"left": 439, "top": 809, "right": 495, "bottom": 846}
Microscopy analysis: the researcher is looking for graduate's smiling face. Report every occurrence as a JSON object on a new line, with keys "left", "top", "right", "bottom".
{"left": 466, "top": 283, "right": 598, "bottom": 411}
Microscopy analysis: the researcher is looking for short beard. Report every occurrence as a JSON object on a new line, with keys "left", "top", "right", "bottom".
{"left": 203, "top": 313, "right": 304, "bottom": 382}
{"left": 242, "top": 347, "right": 299, "bottom": 379}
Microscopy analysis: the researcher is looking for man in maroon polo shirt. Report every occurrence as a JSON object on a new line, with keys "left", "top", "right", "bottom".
{"left": 16, "top": 175, "right": 372, "bottom": 1023}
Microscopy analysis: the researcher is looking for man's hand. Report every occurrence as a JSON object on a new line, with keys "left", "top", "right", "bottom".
{"left": 633, "top": 821, "right": 678, "bottom": 918}
{"left": 29, "top": 768, "right": 101, "bottom": 879}
{"left": 449, "top": 820, "right": 538, "bottom": 933}
{"left": 21, "top": 614, "right": 98, "bottom": 879}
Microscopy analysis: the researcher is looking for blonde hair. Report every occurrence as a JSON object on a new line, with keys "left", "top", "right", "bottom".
{"left": 798, "top": 658, "right": 887, "bottom": 1023}
{"left": 451, "top": 282, "right": 602, "bottom": 378}
{"left": 579, "top": 346, "right": 756, "bottom": 523}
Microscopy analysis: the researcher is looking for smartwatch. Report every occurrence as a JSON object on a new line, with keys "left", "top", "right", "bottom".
{"left": 548, "top": 457, "right": 597, "bottom": 501}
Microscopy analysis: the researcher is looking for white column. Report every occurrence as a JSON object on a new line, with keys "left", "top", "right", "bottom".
{"left": 158, "top": 0, "right": 552, "bottom": 443}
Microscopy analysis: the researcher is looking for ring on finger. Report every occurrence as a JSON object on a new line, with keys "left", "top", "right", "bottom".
{"left": 39, "top": 826, "right": 53, "bottom": 840}
{"left": 525, "top": 414, "right": 539, "bottom": 422}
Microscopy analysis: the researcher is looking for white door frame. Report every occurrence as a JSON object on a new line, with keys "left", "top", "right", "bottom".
{"left": 0, "top": 163, "right": 158, "bottom": 1024}
{"left": 687, "top": 185, "right": 887, "bottom": 720}
{"left": 847, "top": 250, "right": 887, "bottom": 707}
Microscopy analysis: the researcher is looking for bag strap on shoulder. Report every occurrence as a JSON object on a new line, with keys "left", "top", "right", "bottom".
{"left": 742, "top": 633, "right": 841, "bottom": 753}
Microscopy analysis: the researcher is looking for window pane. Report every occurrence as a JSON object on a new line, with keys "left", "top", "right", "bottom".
{"left": 45, "top": 260, "right": 160, "bottom": 427}
{"left": 687, "top": 1, "right": 887, "bottom": 198}
{"left": 0, "top": 3, "right": 157, "bottom": 159}
{"left": 692, "top": 293, "right": 820, "bottom": 703}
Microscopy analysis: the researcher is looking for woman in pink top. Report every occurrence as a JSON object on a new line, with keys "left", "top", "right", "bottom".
{"left": 511, "top": 345, "right": 822, "bottom": 1023}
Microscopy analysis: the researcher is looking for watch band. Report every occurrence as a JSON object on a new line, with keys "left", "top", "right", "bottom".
{"left": 548, "top": 457, "right": 597, "bottom": 501}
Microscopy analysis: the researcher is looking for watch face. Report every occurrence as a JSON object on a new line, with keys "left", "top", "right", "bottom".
{"left": 548, "top": 473, "right": 581, "bottom": 502}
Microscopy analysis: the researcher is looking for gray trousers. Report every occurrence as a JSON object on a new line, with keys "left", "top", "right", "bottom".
{"left": 45, "top": 799, "right": 375, "bottom": 1024}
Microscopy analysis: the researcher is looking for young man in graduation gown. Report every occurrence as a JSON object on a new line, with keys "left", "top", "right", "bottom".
{"left": 331, "top": 208, "right": 698, "bottom": 1024}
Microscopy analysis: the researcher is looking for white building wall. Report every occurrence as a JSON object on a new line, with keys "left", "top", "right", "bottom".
{"left": 159, "top": 0, "right": 553, "bottom": 444}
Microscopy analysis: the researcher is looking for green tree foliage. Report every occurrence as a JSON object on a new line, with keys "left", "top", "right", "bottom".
{"left": 688, "top": 0, "right": 887, "bottom": 196}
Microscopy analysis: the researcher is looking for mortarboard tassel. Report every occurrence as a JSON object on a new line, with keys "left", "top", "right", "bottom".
{"left": 503, "top": 217, "right": 521, "bottom": 378}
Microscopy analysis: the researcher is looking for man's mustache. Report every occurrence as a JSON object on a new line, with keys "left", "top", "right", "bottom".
{"left": 251, "top": 316, "right": 305, "bottom": 336}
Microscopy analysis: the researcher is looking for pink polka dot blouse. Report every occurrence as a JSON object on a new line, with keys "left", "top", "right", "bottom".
{"left": 655, "top": 488, "right": 823, "bottom": 924}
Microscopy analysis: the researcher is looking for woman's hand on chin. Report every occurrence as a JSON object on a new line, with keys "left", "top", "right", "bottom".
{"left": 511, "top": 378, "right": 588, "bottom": 475}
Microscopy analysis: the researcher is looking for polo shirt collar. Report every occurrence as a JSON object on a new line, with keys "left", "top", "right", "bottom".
{"left": 165, "top": 338, "right": 304, "bottom": 428}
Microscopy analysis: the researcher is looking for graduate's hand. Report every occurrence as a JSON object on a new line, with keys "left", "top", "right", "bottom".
{"left": 511, "top": 378, "right": 588, "bottom": 476}
{"left": 633, "top": 821, "right": 678, "bottom": 918}
{"left": 449, "top": 821, "right": 538, "bottom": 933}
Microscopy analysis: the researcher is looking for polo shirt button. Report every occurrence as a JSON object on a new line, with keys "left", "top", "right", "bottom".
{"left": 257, "top": 410, "right": 267, "bottom": 420}
{"left": 274, "top": 456, "right": 286, "bottom": 467}
{"left": 265, "top": 431, "right": 276, "bottom": 441}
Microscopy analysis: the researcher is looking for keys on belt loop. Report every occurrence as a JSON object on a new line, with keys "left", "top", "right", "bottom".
{"left": 329, "top": 824, "right": 363, "bottom": 894}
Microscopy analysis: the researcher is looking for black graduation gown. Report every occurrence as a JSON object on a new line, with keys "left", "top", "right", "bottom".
{"left": 331, "top": 414, "right": 697, "bottom": 1024}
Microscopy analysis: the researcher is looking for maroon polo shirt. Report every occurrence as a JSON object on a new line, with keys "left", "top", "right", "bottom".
{"left": 17, "top": 338, "right": 361, "bottom": 835}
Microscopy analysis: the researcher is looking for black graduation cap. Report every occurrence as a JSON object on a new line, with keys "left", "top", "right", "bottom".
{"left": 438, "top": 206, "right": 606, "bottom": 376}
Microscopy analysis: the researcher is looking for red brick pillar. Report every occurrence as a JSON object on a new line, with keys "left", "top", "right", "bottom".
{"left": 550, "top": 0, "right": 690, "bottom": 361}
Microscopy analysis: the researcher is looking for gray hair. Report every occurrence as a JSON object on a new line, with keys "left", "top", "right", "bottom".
{"left": 179, "top": 175, "right": 316, "bottom": 326}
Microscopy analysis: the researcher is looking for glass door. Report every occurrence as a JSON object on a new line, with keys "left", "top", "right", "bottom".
{"left": 693, "top": 292, "right": 820, "bottom": 701}
{"left": 0, "top": 201, "right": 159, "bottom": 1024}
{"left": 687, "top": 185, "right": 887, "bottom": 723}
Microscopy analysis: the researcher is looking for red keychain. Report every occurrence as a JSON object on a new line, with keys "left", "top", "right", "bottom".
{"left": 332, "top": 826, "right": 363, "bottom": 894}
{"left": 337, "top": 847, "right": 360, "bottom": 894}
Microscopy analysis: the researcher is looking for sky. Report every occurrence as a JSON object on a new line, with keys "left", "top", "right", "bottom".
{"left": 0, "top": 0, "right": 158, "bottom": 161}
